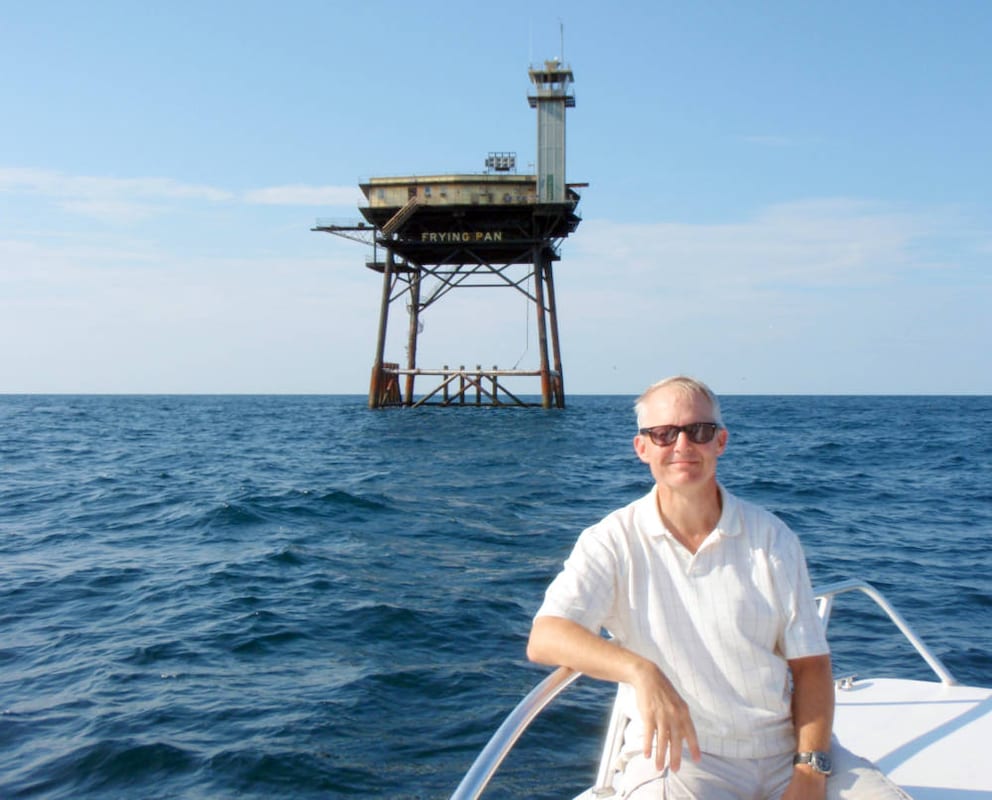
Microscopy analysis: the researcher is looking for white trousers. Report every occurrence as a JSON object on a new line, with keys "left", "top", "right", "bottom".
{"left": 617, "top": 739, "right": 913, "bottom": 800}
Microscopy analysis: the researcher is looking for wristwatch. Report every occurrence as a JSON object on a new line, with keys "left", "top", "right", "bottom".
{"left": 793, "top": 750, "right": 832, "bottom": 775}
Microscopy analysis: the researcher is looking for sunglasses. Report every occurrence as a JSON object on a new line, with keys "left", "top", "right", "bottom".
{"left": 638, "top": 422, "right": 721, "bottom": 446}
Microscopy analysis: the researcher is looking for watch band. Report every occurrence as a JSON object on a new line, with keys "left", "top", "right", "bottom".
{"left": 793, "top": 750, "right": 832, "bottom": 775}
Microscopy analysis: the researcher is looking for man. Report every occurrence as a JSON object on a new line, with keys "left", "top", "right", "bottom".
{"left": 527, "top": 376, "right": 908, "bottom": 799}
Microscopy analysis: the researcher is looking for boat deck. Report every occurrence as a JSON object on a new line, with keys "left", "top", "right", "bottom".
{"left": 833, "top": 677, "right": 991, "bottom": 799}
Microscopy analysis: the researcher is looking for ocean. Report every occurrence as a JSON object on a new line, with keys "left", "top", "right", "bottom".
{"left": 1, "top": 394, "right": 990, "bottom": 799}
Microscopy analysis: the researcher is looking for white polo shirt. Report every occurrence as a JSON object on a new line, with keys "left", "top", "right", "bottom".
{"left": 535, "top": 484, "right": 829, "bottom": 759}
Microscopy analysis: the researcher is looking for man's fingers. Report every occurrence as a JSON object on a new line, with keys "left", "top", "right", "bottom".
{"left": 686, "top": 727, "right": 702, "bottom": 763}
{"left": 636, "top": 684, "right": 699, "bottom": 772}
{"left": 644, "top": 716, "right": 699, "bottom": 772}
{"left": 654, "top": 729, "right": 669, "bottom": 770}
{"left": 667, "top": 730, "right": 681, "bottom": 772}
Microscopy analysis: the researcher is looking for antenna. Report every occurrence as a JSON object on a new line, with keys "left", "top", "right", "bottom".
{"left": 559, "top": 20, "right": 565, "bottom": 63}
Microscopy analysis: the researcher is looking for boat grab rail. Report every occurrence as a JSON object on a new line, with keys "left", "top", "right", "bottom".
{"left": 814, "top": 578, "right": 958, "bottom": 686}
{"left": 449, "top": 666, "right": 581, "bottom": 800}
{"left": 449, "top": 579, "right": 957, "bottom": 800}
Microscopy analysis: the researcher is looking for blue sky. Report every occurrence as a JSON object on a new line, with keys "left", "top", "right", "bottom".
{"left": 2, "top": 1, "right": 989, "bottom": 394}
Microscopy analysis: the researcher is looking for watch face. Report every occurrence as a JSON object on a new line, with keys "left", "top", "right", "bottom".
{"left": 811, "top": 753, "right": 832, "bottom": 773}
{"left": 795, "top": 751, "right": 832, "bottom": 774}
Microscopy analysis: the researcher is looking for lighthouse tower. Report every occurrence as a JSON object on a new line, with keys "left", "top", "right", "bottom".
{"left": 529, "top": 59, "right": 575, "bottom": 204}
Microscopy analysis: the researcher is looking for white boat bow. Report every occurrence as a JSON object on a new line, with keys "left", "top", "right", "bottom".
{"left": 450, "top": 579, "right": 992, "bottom": 799}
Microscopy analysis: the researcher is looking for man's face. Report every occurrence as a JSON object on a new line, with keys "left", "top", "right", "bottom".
{"left": 632, "top": 387, "right": 728, "bottom": 492}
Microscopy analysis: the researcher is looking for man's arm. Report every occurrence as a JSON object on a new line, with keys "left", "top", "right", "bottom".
{"left": 527, "top": 615, "right": 701, "bottom": 771}
{"left": 782, "top": 653, "right": 834, "bottom": 800}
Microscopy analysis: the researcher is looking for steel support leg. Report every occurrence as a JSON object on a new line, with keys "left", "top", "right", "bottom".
{"left": 369, "top": 249, "right": 395, "bottom": 409}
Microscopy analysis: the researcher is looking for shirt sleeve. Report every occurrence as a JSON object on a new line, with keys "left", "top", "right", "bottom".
{"left": 773, "top": 529, "right": 829, "bottom": 660}
{"left": 534, "top": 524, "right": 619, "bottom": 635}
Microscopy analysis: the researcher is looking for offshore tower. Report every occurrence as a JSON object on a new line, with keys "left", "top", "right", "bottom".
{"left": 314, "top": 60, "right": 582, "bottom": 408}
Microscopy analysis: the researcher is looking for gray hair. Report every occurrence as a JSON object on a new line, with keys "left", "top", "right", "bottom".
{"left": 634, "top": 375, "right": 724, "bottom": 428}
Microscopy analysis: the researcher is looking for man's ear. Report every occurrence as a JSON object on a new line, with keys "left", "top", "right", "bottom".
{"left": 716, "top": 428, "right": 729, "bottom": 456}
{"left": 633, "top": 434, "right": 650, "bottom": 464}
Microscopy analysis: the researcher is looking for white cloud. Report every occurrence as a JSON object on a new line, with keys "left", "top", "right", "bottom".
{"left": 0, "top": 167, "right": 232, "bottom": 202}
{"left": 0, "top": 232, "right": 375, "bottom": 393}
{"left": 571, "top": 198, "right": 939, "bottom": 292}
{"left": 242, "top": 184, "right": 363, "bottom": 206}
{"left": 0, "top": 167, "right": 361, "bottom": 222}
{"left": 554, "top": 198, "right": 989, "bottom": 394}
{"left": 0, "top": 167, "right": 233, "bottom": 222}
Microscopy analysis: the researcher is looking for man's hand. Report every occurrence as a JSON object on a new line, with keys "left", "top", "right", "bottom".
{"left": 781, "top": 766, "right": 827, "bottom": 800}
{"left": 528, "top": 616, "right": 701, "bottom": 771}
{"left": 630, "top": 660, "right": 701, "bottom": 771}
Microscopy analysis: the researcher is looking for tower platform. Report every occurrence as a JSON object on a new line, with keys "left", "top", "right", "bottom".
{"left": 358, "top": 175, "right": 580, "bottom": 266}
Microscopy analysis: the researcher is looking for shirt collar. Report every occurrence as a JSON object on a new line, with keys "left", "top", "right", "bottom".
{"left": 645, "top": 483, "right": 742, "bottom": 540}
{"left": 713, "top": 484, "right": 742, "bottom": 538}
